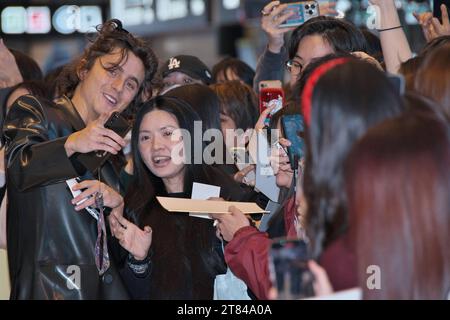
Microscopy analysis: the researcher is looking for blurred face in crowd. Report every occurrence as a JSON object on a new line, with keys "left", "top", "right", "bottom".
{"left": 220, "top": 112, "right": 238, "bottom": 148}
{"left": 76, "top": 49, "right": 145, "bottom": 119}
{"left": 289, "top": 35, "right": 334, "bottom": 87}
{"left": 138, "top": 109, "right": 185, "bottom": 187}
{"left": 162, "top": 72, "right": 203, "bottom": 92}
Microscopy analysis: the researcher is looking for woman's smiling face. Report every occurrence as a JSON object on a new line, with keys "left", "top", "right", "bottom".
{"left": 138, "top": 109, "right": 185, "bottom": 181}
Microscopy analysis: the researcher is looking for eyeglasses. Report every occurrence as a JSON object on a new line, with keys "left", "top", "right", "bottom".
{"left": 285, "top": 60, "right": 303, "bottom": 73}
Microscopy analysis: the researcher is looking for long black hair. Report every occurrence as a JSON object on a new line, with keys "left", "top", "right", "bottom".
{"left": 298, "top": 57, "right": 404, "bottom": 259}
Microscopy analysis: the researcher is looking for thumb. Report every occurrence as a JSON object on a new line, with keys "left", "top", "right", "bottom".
{"left": 229, "top": 205, "right": 242, "bottom": 215}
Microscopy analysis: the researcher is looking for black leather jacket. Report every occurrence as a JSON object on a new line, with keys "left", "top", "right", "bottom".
{"left": 4, "top": 95, "right": 129, "bottom": 300}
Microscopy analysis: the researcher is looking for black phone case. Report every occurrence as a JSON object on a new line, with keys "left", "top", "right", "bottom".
{"left": 73, "top": 112, "right": 131, "bottom": 173}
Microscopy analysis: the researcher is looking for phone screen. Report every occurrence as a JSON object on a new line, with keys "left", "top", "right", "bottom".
{"left": 281, "top": 114, "right": 305, "bottom": 170}
{"left": 269, "top": 238, "right": 314, "bottom": 299}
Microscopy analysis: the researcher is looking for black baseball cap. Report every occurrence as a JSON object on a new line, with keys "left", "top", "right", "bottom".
{"left": 161, "top": 55, "right": 213, "bottom": 85}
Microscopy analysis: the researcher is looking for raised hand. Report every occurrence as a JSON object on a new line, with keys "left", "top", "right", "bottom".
{"left": 210, "top": 206, "right": 250, "bottom": 242}
{"left": 261, "top": 1, "right": 296, "bottom": 53}
{"left": 270, "top": 138, "right": 293, "bottom": 175}
{"left": 255, "top": 104, "right": 277, "bottom": 130}
{"left": 64, "top": 113, "right": 126, "bottom": 157}
{"left": 233, "top": 164, "right": 256, "bottom": 186}
{"left": 414, "top": 5, "right": 450, "bottom": 42}
{"left": 109, "top": 214, "right": 152, "bottom": 261}
{"left": 318, "top": 1, "right": 338, "bottom": 16}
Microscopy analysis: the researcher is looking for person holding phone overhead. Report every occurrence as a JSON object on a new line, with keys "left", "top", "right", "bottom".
{"left": 3, "top": 19, "right": 158, "bottom": 300}
{"left": 254, "top": 0, "right": 371, "bottom": 94}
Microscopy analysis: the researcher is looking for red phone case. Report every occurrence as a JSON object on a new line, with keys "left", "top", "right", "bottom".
{"left": 259, "top": 87, "right": 284, "bottom": 115}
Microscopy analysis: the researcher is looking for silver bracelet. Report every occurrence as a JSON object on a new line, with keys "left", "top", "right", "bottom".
{"left": 127, "top": 254, "right": 151, "bottom": 275}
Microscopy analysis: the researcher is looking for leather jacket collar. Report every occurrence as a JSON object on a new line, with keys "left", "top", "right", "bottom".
{"left": 54, "top": 95, "right": 86, "bottom": 132}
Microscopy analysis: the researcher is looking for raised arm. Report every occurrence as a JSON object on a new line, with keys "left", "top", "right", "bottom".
{"left": 254, "top": 1, "right": 295, "bottom": 93}
{"left": 4, "top": 95, "right": 80, "bottom": 191}
{"left": 370, "top": 0, "right": 413, "bottom": 73}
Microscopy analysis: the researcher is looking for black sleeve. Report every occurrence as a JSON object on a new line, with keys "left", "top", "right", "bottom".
{"left": 3, "top": 95, "right": 79, "bottom": 191}
{"left": 119, "top": 253, "right": 152, "bottom": 300}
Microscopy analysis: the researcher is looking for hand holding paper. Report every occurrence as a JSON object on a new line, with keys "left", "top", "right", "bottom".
{"left": 210, "top": 206, "right": 251, "bottom": 242}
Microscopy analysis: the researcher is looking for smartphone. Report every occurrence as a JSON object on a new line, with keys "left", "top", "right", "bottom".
{"left": 433, "top": 0, "right": 450, "bottom": 21}
{"left": 281, "top": 114, "right": 305, "bottom": 170}
{"left": 279, "top": 1, "right": 320, "bottom": 28}
{"left": 74, "top": 112, "right": 131, "bottom": 173}
{"left": 259, "top": 80, "right": 284, "bottom": 127}
{"left": 269, "top": 238, "right": 315, "bottom": 299}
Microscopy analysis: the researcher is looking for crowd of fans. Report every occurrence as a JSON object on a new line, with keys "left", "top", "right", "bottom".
{"left": 0, "top": 0, "right": 449, "bottom": 300}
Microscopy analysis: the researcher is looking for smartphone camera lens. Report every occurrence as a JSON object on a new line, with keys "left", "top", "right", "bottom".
{"left": 309, "top": 10, "right": 314, "bottom": 15}
{"left": 305, "top": 4, "right": 309, "bottom": 9}
{"left": 311, "top": 4, "right": 316, "bottom": 9}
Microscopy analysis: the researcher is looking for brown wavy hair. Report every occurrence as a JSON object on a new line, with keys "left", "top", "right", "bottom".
{"left": 56, "top": 19, "right": 158, "bottom": 118}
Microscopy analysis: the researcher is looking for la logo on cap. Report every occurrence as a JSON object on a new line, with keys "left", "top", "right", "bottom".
{"left": 168, "top": 57, "right": 180, "bottom": 70}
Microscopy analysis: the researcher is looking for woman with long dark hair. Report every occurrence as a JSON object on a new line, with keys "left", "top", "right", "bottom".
{"left": 109, "top": 95, "right": 247, "bottom": 299}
